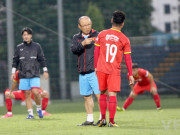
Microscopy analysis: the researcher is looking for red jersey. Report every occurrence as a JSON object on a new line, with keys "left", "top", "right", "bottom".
{"left": 95, "top": 28, "right": 131, "bottom": 75}
{"left": 128, "top": 68, "right": 150, "bottom": 86}
{"left": 14, "top": 71, "right": 20, "bottom": 84}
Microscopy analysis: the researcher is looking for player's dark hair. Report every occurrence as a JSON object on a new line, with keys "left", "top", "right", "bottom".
{"left": 21, "top": 27, "right": 33, "bottom": 35}
{"left": 112, "top": 10, "right": 125, "bottom": 25}
{"left": 132, "top": 63, "right": 138, "bottom": 69}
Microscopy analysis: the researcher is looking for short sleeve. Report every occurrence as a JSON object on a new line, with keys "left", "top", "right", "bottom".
{"left": 123, "top": 38, "right": 131, "bottom": 54}
{"left": 139, "top": 68, "right": 149, "bottom": 77}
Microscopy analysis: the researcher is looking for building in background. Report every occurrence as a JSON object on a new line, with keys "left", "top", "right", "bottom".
{"left": 151, "top": 0, "right": 180, "bottom": 34}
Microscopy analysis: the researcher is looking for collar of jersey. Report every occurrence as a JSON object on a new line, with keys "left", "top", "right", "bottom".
{"left": 111, "top": 28, "right": 121, "bottom": 32}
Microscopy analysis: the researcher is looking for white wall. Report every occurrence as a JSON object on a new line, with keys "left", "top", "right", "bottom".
{"left": 151, "top": 0, "right": 179, "bottom": 33}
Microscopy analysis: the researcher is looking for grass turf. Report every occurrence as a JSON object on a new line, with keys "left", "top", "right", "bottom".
{"left": 0, "top": 97, "right": 180, "bottom": 135}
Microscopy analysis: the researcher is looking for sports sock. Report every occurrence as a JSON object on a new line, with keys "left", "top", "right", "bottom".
{"left": 42, "top": 110, "right": 46, "bottom": 113}
{"left": 99, "top": 113, "right": 102, "bottom": 120}
{"left": 87, "top": 114, "right": 93, "bottom": 122}
{"left": 7, "top": 112, "right": 12, "bottom": 115}
{"left": 42, "top": 98, "right": 48, "bottom": 110}
{"left": 153, "top": 94, "right": 160, "bottom": 108}
{"left": 123, "top": 97, "right": 134, "bottom": 109}
{"left": 36, "top": 105, "right": 42, "bottom": 111}
{"left": 108, "top": 96, "right": 117, "bottom": 124}
{"left": 5, "top": 99, "right": 12, "bottom": 112}
{"left": 99, "top": 94, "right": 107, "bottom": 120}
{"left": 28, "top": 109, "right": 33, "bottom": 116}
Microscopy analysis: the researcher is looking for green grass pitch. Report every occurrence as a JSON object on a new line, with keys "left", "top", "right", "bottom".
{"left": 0, "top": 97, "right": 180, "bottom": 135}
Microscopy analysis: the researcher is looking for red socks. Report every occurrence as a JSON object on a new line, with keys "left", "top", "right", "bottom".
{"left": 123, "top": 97, "right": 134, "bottom": 109}
{"left": 99, "top": 94, "right": 107, "bottom": 120}
{"left": 5, "top": 99, "right": 12, "bottom": 112}
{"left": 108, "top": 96, "right": 117, "bottom": 124}
{"left": 153, "top": 94, "right": 160, "bottom": 108}
{"left": 123, "top": 95, "right": 160, "bottom": 109}
{"left": 42, "top": 98, "right": 49, "bottom": 110}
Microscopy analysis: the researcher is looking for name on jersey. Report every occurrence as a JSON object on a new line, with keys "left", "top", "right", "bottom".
{"left": 136, "top": 78, "right": 142, "bottom": 82}
{"left": 106, "top": 34, "right": 119, "bottom": 42}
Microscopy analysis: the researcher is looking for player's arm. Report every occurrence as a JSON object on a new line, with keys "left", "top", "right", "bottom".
{"left": 37, "top": 44, "right": 49, "bottom": 79}
{"left": 11, "top": 47, "right": 19, "bottom": 80}
{"left": 94, "top": 45, "right": 100, "bottom": 68}
{"left": 124, "top": 38, "right": 134, "bottom": 85}
{"left": 129, "top": 84, "right": 135, "bottom": 93}
{"left": 148, "top": 72, "right": 156, "bottom": 92}
{"left": 127, "top": 74, "right": 135, "bottom": 92}
{"left": 124, "top": 53, "right": 134, "bottom": 85}
{"left": 94, "top": 33, "right": 101, "bottom": 68}
{"left": 94, "top": 45, "right": 100, "bottom": 75}
{"left": 71, "top": 35, "right": 85, "bottom": 55}
{"left": 10, "top": 80, "right": 18, "bottom": 92}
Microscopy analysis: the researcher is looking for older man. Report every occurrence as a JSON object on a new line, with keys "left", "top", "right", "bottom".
{"left": 71, "top": 16, "right": 101, "bottom": 126}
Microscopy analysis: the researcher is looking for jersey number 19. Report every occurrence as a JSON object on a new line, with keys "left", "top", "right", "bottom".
{"left": 105, "top": 43, "right": 117, "bottom": 63}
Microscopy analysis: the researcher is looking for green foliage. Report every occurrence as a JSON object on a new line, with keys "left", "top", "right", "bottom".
{"left": 12, "top": 0, "right": 60, "bottom": 98}
{"left": 121, "top": 0, "right": 156, "bottom": 36}
{"left": 63, "top": 0, "right": 155, "bottom": 37}
{"left": 85, "top": 2, "right": 104, "bottom": 31}
{"left": 0, "top": 0, "right": 8, "bottom": 92}
{"left": 0, "top": 0, "right": 156, "bottom": 98}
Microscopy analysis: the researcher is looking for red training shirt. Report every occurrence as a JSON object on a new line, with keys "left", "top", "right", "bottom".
{"left": 128, "top": 68, "right": 150, "bottom": 86}
{"left": 95, "top": 28, "right": 131, "bottom": 75}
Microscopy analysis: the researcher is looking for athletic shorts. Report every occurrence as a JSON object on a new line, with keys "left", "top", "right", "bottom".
{"left": 97, "top": 71, "right": 121, "bottom": 92}
{"left": 134, "top": 81, "right": 157, "bottom": 95}
{"left": 13, "top": 89, "right": 42, "bottom": 101}
{"left": 79, "top": 72, "right": 100, "bottom": 96}
{"left": 19, "top": 77, "right": 40, "bottom": 90}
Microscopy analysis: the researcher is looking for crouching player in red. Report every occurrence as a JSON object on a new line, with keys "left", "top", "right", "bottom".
{"left": 2, "top": 71, "right": 51, "bottom": 118}
{"left": 117, "top": 63, "right": 161, "bottom": 111}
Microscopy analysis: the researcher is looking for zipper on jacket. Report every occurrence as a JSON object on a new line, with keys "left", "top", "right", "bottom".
{"left": 78, "top": 56, "right": 79, "bottom": 72}
{"left": 84, "top": 47, "right": 86, "bottom": 72}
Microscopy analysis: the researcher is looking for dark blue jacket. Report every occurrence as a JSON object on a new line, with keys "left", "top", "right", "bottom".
{"left": 71, "top": 29, "right": 98, "bottom": 74}
{"left": 12, "top": 41, "right": 47, "bottom": 78}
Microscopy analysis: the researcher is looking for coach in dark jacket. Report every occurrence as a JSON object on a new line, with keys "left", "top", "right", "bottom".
{"left": 71, "top": 28, "right": 97, "bottom": 74}
{"left": 11, "top": 27, "right": 48, "bottom": 119}
{"left": 71, "top": 16, "right": 101, "bottom": 126}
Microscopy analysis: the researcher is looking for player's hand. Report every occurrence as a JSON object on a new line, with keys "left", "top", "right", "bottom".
{"left": 150, "top": 87, "right": 156, "bottom": 93}
{"left": 129, "top": 75, "right": 134, "bottom": 85}
{"left": 43, "top": 72, "right": 49, "bottom": 79}
{"left": 81, "top": 38, "right": 93, "bottom": 46}
{"left": 11, "top": 73, "right": 15, "bottom": 80}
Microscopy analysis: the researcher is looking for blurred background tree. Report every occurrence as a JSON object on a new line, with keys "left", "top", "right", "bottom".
{"left": 85, "top": 2, "right": 104, "bottom": 31}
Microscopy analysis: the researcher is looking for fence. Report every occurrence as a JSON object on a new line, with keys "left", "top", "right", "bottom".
{"left": 0, "top": 0, "right": 180, "bottom": 100}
